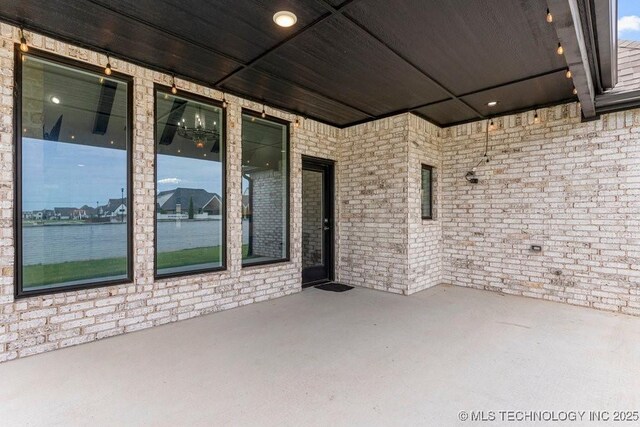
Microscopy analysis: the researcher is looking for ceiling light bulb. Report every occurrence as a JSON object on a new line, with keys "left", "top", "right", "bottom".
{"left": 273, "top": 11, "right": 297, "bottom": 28}
{"left": 50, "top": 96, "right": 60, "bottom": 104}
{"left": 533, "top": 112, "right": 540, "bottom": 124}
{"left": 487, "top": 101, "right": 498, "bottom": 107}
{"left": 572, "top": 87, "right": 577, "bottom": 95}
{"left": 557, "top": 43, "right": 564, "bottom": 55}
{"left": 104, "top": 56, "right": 112, "bottom": 76}
{"left": 19, "top": 29, "right": 28, "bottom": 52}
{"left": 546, "top": 8, "right": 553, "bottom": 23}
{"left": 171, "top": 76, "right": 178, "bottom": 94}
{"left": 565, "top": 69, "right": 572, "bottom": 79}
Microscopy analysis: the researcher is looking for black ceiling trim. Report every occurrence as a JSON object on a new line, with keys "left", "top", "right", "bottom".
{"left": 237, "top": 67, "right": 376, "bottom": 118}
{"left": 1, "top": 16, "right": 344, "bottom": 128}
{"left": 90, "top": 0, "right": 376, "bottom": 121}
{"left": 213, "top": 0, "right": 364, "bottom": 87}
{"left": 401, "top": 67, "right": 570, "bottom": 115}
{"left": 450, "top": 67, "right": 571, "bottom": 100}
{"left": 337, "top": 13, "right": 485, "bottom": 121}
{"left": 410, "top": 111, "right": 444, "bottom": 128}
{"left": 86, "top": 0, "right": 245, "bottom": 66}
{"left": 435, "top": 97, "right": 579, "bottom": 129}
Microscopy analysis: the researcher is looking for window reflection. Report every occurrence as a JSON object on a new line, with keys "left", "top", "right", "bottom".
{"left": 155, "top": 89, "right": 224, "bottom": 276}
{"left": 19, "top": 54, "right": 131, "bottom": 293}
{"left": 241, "top": 114, "right": 289, "bottom": 265}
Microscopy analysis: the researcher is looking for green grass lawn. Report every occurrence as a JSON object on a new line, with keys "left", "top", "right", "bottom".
{"left": 23, "top": 245, "right": 250, "bottom": 289}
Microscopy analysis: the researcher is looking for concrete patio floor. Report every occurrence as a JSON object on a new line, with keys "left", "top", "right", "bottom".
{"left": 1, "top": 285, "right": 639, "bottom": 426}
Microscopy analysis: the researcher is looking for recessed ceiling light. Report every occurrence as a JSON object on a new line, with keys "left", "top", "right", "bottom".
{"left": 487, "top": 101, "right": 498, "bottom": 107}
{"left": 273, "top": 11, "right": 297, "bottom": 27}
{"left": 50, "top": 96, "right": 60, "bottom": 104}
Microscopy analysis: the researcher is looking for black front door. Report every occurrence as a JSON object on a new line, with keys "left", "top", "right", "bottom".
{"left": 301, "top": 156, "right": 334, "bottom": 286}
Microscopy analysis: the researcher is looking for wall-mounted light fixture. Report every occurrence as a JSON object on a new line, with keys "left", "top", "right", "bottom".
{"left": 464, "top": 118, "right": 492, "bottom": 184}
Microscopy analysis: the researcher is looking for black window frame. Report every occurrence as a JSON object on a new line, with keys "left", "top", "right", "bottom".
{"left": 421, "top": 164, "right": 434, "bottom": 220}
{"left": 241, "top": 109, "right": 291, "bottom": 268}
{"left": 14, "top": 46, "right": 134, "bottom": 299}
{"left": 153, "top": 84, "right": 227, "bottom": 279}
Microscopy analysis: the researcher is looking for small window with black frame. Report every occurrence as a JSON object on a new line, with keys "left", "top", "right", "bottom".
{"left": 421, "top": 164, "right": 434, "bottom": 220}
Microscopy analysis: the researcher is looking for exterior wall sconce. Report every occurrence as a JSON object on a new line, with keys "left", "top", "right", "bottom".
{"left": 465, "top": 171, "right": 479, "bottom": 184}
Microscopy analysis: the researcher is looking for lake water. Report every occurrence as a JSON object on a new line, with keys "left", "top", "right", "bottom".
{"left": 23, "top": 220, "right": 250, "bottom": 265}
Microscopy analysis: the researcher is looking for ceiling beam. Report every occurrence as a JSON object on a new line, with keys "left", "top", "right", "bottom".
{"left": 547, "top": 0, "right": 597, "bottom": 118}
{"left": 75, "top": 0, "right": 375, "bottom": 122}
{"left": 221, "top": 67, "right": 376, "bottom": 118}
{"left": 86, "top": 0, "right": 245, "bottom": 65}
{"left": 316, "top": 1, "right": 485, "bottom": 120}
{"left": 213, "top": 0, "right": 364, "bottom": 87}
{"left": 403, "top": 67, "right": 570, "bottom": 114}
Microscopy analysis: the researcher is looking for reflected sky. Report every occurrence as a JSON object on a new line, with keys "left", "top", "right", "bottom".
{"left": 22, "top": 138, "right": 222, "bottom": 211}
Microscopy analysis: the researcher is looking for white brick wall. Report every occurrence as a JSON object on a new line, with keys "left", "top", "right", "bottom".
{"left": 407, "top": 114, "right": 443, "bottom": 294}
{"left": 337, "top": 115, "right": 410, "bottom": 294}
{"left": 0, "top": 24, "right": 340, "bottom": 362}
{"left": 2, "top": 23, "right": 640, "bottom": 363}
{"left": 441, "top": 104, "right": 640, "bottom": 316}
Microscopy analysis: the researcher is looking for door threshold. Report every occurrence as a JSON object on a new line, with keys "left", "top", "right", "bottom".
{"left": 302, "top": 279, "right": 331, "bottom": 289}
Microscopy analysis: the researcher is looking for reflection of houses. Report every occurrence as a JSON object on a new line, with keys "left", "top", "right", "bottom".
{"left": 54, "top": 207, "right": 76, "bottom": 220}
{"left": 157, "top": 188, "right": 221, "bottom": 216}
{"left": 78, "top": 205, "right": 96, "bottom": 218}
{"left": 98, "top": 198, "right": 127, "bottom": 219}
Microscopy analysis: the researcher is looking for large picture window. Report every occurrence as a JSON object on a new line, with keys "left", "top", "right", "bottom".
{"left": 155, "top": 87, "right": 225, "bottom": 277}
{"left": 241, "top": 112, "right": 289, "bottom": 266}
{"left": 16, "top": 49, "right": 132, "bottom": 297}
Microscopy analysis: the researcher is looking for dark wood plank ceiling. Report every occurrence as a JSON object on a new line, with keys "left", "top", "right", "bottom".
{"left": 1, "top": 0, "right": 578, "bottom": 127}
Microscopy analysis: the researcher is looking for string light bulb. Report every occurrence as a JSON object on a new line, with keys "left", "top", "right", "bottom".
{"left": 546, "top": 8, "right": 553, "bottom": 23}
{"left": 222, "top": 94, "right": 228, "bottom": 108}
{"left": 171, "top": 75, "right": 177, "bottom": 94}
{"left": 261, "top": 105, "right": 266, "bottom": 118}
{"left": 19, "top": 28, "right": 28, "bottom": 52}
{"left": 565, "top": 69, "right": 572, "bottom": 79}
{"left": 104, "top": 55, "right": 112, "bottom": 76}
{"left": 533, "top": 111, "right": 540, "bottom": 124}
{"left": 488, "top": 119, "right": 496, "bottom": 131}
{"left": 556, "top": 43, "right": 563, "bottom": 55}
{"left": 572, "top": 87, "right": 578, "bottom": 95}
{"left": 294, "top": 117, "right": 300, "bottom": 128}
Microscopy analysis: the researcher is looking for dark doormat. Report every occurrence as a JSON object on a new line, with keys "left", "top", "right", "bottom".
{"left": 315, "top": 283, "right": 354, "bottom": 292}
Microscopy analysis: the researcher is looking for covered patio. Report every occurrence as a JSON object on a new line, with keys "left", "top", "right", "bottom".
{"left": 0, "top": 0, "right": 639, "bottom": 425}
{"left": 1, "top": 285, "right": 639, "bottom": 425}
